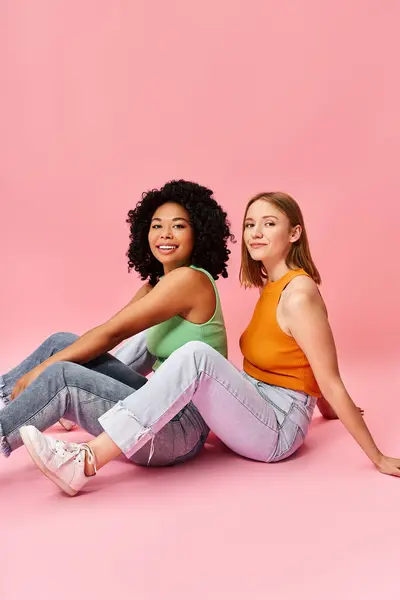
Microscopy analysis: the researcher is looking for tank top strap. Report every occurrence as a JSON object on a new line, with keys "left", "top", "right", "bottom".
{"left": 264, "top": 268, "right": 309, "bottom": 298}
{"left": 189, "top": 265, "right": 220, "bottom": 306}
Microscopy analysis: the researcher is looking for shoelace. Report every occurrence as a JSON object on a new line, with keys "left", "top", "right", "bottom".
{"left": 54, "top": 440, "right": 97, "bottom": 475}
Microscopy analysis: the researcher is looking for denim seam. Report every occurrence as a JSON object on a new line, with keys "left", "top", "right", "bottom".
{"left": 6, "top": 383, "right": 118, "bottom": 438}
{"left": 293, "top": 401, "right": 309, "bottom": 420}
{"left": 170, "top": 435, "right": 205, "bottom": 466}
{"left": 183, "top": 404, "right": 203, "bottom": 433}
{"left": 256, "top": 383, "right": 295, "bottom": 422}
{"left": 267, "top": 399, "right": 296, "bottom": 430}
{"left": 0, "top": 420, "right": 11, "bottom": 457}
{"left": 296, "top": 424, "right": 306, "bottom": 440}
{"left": 0, "top": 375, "right": 10, "bottom": 405}
{"left": 272, "top": 424, "right": 304, "bottom": 462}
{"left": 266, "top": 396, "right": 311, "bottom": 432}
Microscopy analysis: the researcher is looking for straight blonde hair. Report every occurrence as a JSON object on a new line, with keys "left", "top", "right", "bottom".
{"left": 239, "top": 192, "right": 321, "bottom": 288}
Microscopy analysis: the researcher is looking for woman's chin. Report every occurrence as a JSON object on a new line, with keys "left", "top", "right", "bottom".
{"left": 154, "top": 254, "right": 190, "bottom": 269}
{"left": 248, "top": 249, "right": 267, "bottom": 261}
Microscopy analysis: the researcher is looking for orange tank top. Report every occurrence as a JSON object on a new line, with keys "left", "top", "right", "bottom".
{"left": 239, "top": 269, "right": 321, "bottom": 397}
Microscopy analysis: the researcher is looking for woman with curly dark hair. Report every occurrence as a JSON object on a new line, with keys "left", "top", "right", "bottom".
{"left": 0, "top": 180, "right": 234, "bottom": 468}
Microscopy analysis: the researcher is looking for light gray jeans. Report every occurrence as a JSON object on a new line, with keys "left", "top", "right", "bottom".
{"left": 99, "top": 341, "right": 317, "bottom": 463}
{"left": 0, "top": 333, "right": 210, "bottom": 466}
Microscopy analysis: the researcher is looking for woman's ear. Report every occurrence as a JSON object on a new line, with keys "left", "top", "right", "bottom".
{"left": 290, "top": 224, "right": 302, "bottom": 243}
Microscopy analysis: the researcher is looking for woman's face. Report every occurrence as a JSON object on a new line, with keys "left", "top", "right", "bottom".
{"left": 243, "top": 199, "right": 299, "bottom": 264}
{"left": 148, "top": 202, "right": 194, "bottom": 272}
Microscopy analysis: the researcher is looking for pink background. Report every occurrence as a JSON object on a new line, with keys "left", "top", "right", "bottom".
{"left": 2, "top": 1, "right": 399, "bottom": 369}
{"left": 1, "top": 3, "right": 400, "bottom": 600}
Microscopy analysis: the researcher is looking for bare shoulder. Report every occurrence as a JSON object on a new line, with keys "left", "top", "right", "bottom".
{"left": 161, "top": 266, "right": 213, "bottom": 292}
{"left": 141, "top": 282, "right": 153, "bottom": 294}
{"left": 129, "top": 281, "right": 153, "bottom": 304}
{"left": 281, "top": 276, "right": 326, "bottom": 316}
{"left": 158, "top": 267, "right": 215, "bottom": 317}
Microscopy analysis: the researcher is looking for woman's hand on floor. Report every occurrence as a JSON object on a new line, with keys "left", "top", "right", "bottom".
{"left": 375, "top": 456, "right": 400, "bottom": 477}
{"left": 317, "top": 396, "right": 364, "bottom": 420}
{"left": 11, "top": 364, "right": 46, "bottom": 400}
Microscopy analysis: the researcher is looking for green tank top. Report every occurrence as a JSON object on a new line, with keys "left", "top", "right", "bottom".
{"left": 146, "top": 266, "right": 227, "bottom": 370}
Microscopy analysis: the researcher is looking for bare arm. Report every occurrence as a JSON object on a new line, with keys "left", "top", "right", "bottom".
{"left": 11, "top": 269, "right": 210, "bottom": 398}
{"left": 316, "top": 396, "right": 339, "bottom": 419}
{"left": 285, "top": 288, "right": 399, "bottom": 475}
{"left": 127, "top": 282, "right": 153, "bottom": 305}
{"left": 45, "top": 269, "right": 208, "bottom": 365}
{"left": 315, "top": 395, "right": 364, "bottom": 420}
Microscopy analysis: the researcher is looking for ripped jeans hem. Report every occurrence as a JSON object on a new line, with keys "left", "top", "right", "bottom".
{"left": 0, "top": 421, "right": 11, "bottom": 458}
{"left": 0, "top": 375, "right": 11, "bottom": 407}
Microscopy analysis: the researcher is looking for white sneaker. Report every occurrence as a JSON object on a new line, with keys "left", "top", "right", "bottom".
{"left": 20, "top": 425, "right": 96, "bottom": 496}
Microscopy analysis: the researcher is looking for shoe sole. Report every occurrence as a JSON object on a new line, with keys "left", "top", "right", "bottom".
{"left": 20, "top": 426, "right": 77, "bottom": 497}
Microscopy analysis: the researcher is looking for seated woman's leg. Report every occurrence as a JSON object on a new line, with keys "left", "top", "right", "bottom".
{"left": 67, "top": 332, "right": 152, "bottom": 427}
{"left": 0, "top": 332, "right": 78, "bottom": 405}
{"left": 0, "top": 361, "right": 209, "bottom": 468}
{"left": 99, "top": 341, "right": 281, "bottom": 464}
{"left": 88, "top": 330, "right": 156, "bottom": 388}
{"left": 85, "top": 354, "right": 147, "bottom": 390}
{"left": 131, "top": 403, "right": 209, "bottom": 467}
{"left": 1, "top": 332, "right": 149, "bottom": 409}
{"left": 0, "top": 361, "right": 134, "bottom": 456}
{"left": 113, "top": 330, "right": 156, "bottom": 376}
{"left": 18, "top": 341, "right": 284, "bottom": 495}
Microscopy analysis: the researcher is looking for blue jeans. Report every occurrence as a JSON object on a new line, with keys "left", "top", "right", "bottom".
{"left": 0, "top": 333, "right": 210, "bottom": 465}
{"left": 99, "top": 341, "right": 317, "bottom": 463}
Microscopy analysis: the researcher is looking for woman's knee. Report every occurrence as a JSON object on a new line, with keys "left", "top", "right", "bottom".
{"left": 47, "top": 332, "right": 78, "bottom": 350}
{"left": 42, "top": 360, "right": 78, "bottom": 380}
{"left": 178, "top": 340, "right": 218, "bottom": 359}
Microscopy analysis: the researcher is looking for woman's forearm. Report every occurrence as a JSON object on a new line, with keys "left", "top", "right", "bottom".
{"left": 317, "top": 396, "right": 338, "bottom": 419}
{"left": 323, "top": 381, "right": 382, "bottom": 465}
{"left": 40, "top": 325, "right": 123, "bottom": 369}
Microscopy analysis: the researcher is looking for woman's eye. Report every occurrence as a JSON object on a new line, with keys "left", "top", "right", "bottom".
{"left": 245, "top": 223, "right": 254, "bottom": 228}
{"left": 152, "top": 224, "right": 161, "bottom": 229}
{"left": 265, "top": 222, "right": 275, "bottom": 227}
{"left": 173, "top": 224, "right": 185, "bottom": 229}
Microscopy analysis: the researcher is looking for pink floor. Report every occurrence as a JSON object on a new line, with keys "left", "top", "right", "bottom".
{"left": 2, "top": 363, "right": 400, "bottom": 600}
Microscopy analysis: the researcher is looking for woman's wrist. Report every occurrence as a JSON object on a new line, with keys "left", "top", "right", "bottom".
{"left": 371, "top": 450, "right": 384, "bottom": 468}
{"left": 39, "top": 356, "right": 58, "bottom": 371}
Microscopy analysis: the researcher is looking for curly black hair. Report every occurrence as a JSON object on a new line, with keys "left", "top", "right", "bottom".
{"left": 126, "top": 180, "right": 236, "bottom": 286}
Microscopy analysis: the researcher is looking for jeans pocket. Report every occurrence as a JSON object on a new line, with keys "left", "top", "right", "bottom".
{"left": 295, "top": 394, "right": 317, "bottom": 422}
{"left": 255, "top": 382, "right": 295, "bottom": 428}
{"left": 271, "top": 424, "right": 304, "bottom": 462}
